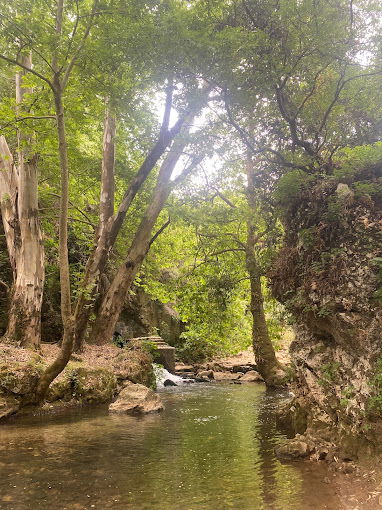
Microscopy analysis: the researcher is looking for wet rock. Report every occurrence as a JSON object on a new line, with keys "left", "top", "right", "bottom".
{"left": 213, "top": 372, "right": 241, "bottom": 381}
{"left": 239, "top": 370, "right": 264, "bottom": 382}
{"left": 163, "top": 379, "right": 177, "bottom": 387}
{"left": 193, "top": 377, "right": 210, "bottom": 383}
{"left": 109, "top": 382, "right": 164, "bottom": 415}
{"left": 0, "top": 395, "right": 19, "bottom": 420}
{"left": 275, "top": 436, "right": 315, "bottom": 459}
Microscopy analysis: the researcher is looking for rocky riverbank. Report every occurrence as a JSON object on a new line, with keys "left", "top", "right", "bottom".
{"left": 174, "top": 346, "right": 291, "bottom": 383}
{"left": 0, "top": 342, "right": 161, "bottom": 421}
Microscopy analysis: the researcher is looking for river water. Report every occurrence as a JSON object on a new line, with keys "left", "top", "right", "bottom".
{"left": 0, "top": 383, "right": 343, "bottom": 510}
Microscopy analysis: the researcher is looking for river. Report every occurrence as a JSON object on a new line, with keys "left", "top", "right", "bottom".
{"left": 0, "top": 383, "right": 343, "bottom": 509}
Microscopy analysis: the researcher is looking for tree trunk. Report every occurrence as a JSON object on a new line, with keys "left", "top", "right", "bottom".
{"left": 35, "top": 83, "right": 74, "bottom": 399}
{"left": 0, "top": 136, "right": 19, "bottom": 279}
{"left": 99, "top": 104, "right": 115, "bottom": 226}
{"left": 72, "top": 99, "right": 203, "bottom": 352}
{"left": 1, "top": 55, "right": 45, "bottom": 349}
{"left": 245, "top": 155, "right": 283, "bottom": 386}
{"left": 89, "top": 137, "right": 188, "bottom": 345}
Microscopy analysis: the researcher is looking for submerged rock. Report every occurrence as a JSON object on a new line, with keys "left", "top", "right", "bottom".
{"left": 109, "top": 382, "right": 164, "bottom": 415}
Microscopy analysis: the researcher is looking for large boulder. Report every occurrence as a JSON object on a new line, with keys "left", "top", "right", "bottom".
{"left": 109, "top": 382, "right": 164, "bottom": 415}
{"left": 0, "top": 364, "right": 41, "bottom": 395}
{"left": 47, "top": 367, "right": 117, "bottom": 404}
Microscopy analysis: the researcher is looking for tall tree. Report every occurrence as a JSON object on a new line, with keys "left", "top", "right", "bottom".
{"left": 0, "top": 54, "right": 45, "bottom": 348}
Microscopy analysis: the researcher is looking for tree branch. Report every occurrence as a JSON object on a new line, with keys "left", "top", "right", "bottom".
{"left": 0, "top": 54, "right": 54, "bottom": 90}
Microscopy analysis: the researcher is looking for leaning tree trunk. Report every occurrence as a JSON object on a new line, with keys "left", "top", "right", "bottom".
{"left": 72, "top": 93, "right": 204, "bottom": 352}
{"left": 245, "top": 155, "right": 283, "bottom": 386}
{"left": 2, "top": 55, "right": 45, "bottom": 349}
{"left": 89, "top": 136, "right": 190, "bottom": 345}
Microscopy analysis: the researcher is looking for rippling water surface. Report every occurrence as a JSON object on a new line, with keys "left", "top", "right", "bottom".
{"left": 0, "top": 383, "right": 341, "bottom": 509}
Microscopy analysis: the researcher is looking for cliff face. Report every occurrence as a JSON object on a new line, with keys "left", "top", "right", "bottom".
{"left": 119, "top": 287, "right": 185, "bottom": 345}
{"left": 270, "top": 166, "right": 382, "bottom": 457}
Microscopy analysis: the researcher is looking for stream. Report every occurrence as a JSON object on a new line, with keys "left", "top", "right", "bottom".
{"left": 0, "top": 383, "right": 343, "bottom": 510}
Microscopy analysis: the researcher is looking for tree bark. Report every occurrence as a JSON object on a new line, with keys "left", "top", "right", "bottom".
{"left": 0, "top": 136, "right": 19, "bottom": 279}
{"left": 89, "top": 136, "right": 189, "bottom": 345}
{"left": 1, "top": 54, "right": 45, "bottom": 349}
{"left": 72, "top": 104, "right": 116, "bottom": 349}
{"left": 245, "top": 155, "right": 283, "bottom": 386}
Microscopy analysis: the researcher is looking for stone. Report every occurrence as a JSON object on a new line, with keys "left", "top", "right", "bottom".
{"left": 69, "top": 368, "right": 117, "bottom": 404}
{"left": 213, "top": 372, "right": 241, "bottom": 381}
{"left": 0, "top": 365, "right": 41, "bottom": 395}
{"left": 0, "top": 395, "right": 19, "bottom": 420}
{"left": 197, "top": 370, "right": 213, "bottom": 379}
{"left": 175, "top": 363, "right": 195, "bottom": 374}
{"left": 240, "top": 370, "right": 264, "bottom": 382}
{"left": 275, "top": 437, "right": 315, "bottom": 459}
{"left": 163, "top": 379, "right": 177, "bottom": 387}
{"left": 109, "top": 382, "right": 164, "bottom": 415}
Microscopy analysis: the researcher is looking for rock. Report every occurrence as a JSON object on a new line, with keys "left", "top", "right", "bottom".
{"left": 193, "top": 377, "right": 210, "bottom": 383}
{"left": 231, "top": 364, "right": 258, "bottom": 373}
{"left": 70, "top": 367, "right": 117, "bottom": 404}
{"left": 275, "top": 437, "right": 315, "bottom": 459}
{"left": 175, "top": 363, "right": 195, "bottom": 374}
{"left": 336, "top": 183, "right": 354, "bottom": 201}
{"left": 213, "top": 372, "right": 241, "bottom": 381}
{"left": 109, "top": 382, "right": 164, "bottom": 415}
{"left": 0, "top": 365, "right": 41, "bottom": 395}
{"left": 0, "top": 395, "right": 19, "bottom": 420}
{"left": 197, "top": 370, "right": 213, "bottom": 379}
{"left": 163, "top": 379, "right": 177, "bottom": 387}
{"left": 240, "top": 370, "right": 264, "bottom": 382}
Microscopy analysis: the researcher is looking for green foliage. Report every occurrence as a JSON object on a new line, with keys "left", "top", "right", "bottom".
{"left": 274, "top": 170, "right": 313, "bottom": 209}
{"left": 318, "top": 362, "right": 341, "bottom": 387}
{"left": 367, "top": 357, "right": 382, "bottom": 414}
{"left": 324, "top": 196, "right": 345, "bottom": 224}
{"left": 371, "top": 258, "right": 382, "bottom": 303}
{"left": 334, "top": 143, "right": 382, "bottom": 180}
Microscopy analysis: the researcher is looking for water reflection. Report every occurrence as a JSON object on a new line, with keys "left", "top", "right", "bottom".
{"left": 0, "top": 384, "right": 341, "bottom": 509}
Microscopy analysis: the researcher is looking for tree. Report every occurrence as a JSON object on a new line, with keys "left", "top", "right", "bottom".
{"left": 0, "top": 54, "right": 45, "bottom": 349}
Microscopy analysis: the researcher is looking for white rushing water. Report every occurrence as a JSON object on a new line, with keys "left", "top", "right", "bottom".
{"left": 153, "top": 364, "right": 194, "bottom": 389}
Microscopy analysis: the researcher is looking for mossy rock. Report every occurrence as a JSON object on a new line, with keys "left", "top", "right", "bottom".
{"left": 0, "top": 363, "right": 42, "bottom": 396}
{"left": 66, "top": 367, "right": 117, "bottom": 404}
{"left": 46, "top": 378, "right": 72, "bottom": 402}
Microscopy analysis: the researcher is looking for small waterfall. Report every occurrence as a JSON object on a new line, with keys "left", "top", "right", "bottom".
{"left": 153, "top": 364, "right": 194, "bottom": 389}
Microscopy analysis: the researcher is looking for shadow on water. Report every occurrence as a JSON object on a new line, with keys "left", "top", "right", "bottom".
{"left": 0, "top": 383, "right": 342, "bottom": 509}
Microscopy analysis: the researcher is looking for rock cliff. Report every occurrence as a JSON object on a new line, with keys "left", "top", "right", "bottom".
{"left": 270, "top": 163, "right": 382, "bottom": 458}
